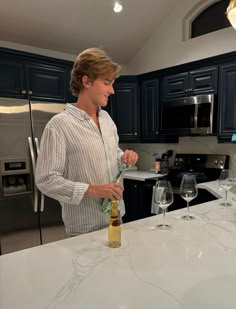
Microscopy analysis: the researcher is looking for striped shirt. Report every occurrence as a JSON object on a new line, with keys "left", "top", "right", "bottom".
{"left": 35, "top": 103, "right": 124, "bottom": 236}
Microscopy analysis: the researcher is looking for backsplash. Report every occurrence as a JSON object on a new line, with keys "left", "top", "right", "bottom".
{"left": 120, "top": 136, "right": 236, "bottom": 174}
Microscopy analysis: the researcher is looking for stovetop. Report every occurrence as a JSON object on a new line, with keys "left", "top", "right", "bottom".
{"left": 168, "top": 153, "right": 230, "bottom": 187}
{"left": 173, "top": 153, "right": 229, "bottom": 170}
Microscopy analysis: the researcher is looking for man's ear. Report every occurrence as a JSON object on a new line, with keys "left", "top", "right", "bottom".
{"left": 82, "top": 75, "right": 91, "bottom": 89}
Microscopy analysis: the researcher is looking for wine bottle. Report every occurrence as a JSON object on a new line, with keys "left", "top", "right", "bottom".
{"left": 108, "top": 200, "right": 121, "bottom": 248}
{"left": 101, "top": 162, "right": 127, "bottom": 214}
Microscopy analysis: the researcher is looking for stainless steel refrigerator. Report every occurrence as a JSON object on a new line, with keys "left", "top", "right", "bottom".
{"left": 0, "top": 97, "right": 68, "bottom": 255}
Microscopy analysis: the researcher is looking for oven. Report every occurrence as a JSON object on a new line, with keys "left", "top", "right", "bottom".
{"left": 166, "top": 153, "right": 229, "bottom": 211}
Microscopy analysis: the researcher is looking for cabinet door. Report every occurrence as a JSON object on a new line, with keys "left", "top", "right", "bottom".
{"left": 141, "top": 79, "right": 159, "bottom": 141}
{"left": 189, "top": 66, "right": 218, "bottom": 95}
{"left": 218, "top": 62, "right": 236, "bottom": 142}
{"left": 25, "top": 63, "right": 67, "bottom": 102}
{"left": 113, "top": 83, "right": 139, "bottom": 142}
{"left": 66, "top": 68, "right": 77, "bottom": 103}
{"left": 103, "top": 95, "right": 116, "bottom": 120}
{"left": 123, "top": 180, "right": 144, "bottom": 223}
{"left": 161, "top": 72, "right": 188, "bottom": 101}
{"left": 0, "top": 59, "right": 26, "bottom": 98}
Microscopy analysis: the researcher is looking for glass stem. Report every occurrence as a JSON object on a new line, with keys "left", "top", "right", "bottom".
{"left": 163, "top": 209, "right": 166, "bottom": 227}
{"left": 225, "top": 190, "right": 227, "bottom": 207}
{"left": 187, "top": 201, "right": 190, "bottom": 214}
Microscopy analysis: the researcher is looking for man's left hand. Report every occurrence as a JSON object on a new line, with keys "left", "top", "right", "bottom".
{"left": 121, "top": 150, "right": 138, "bottom": 167}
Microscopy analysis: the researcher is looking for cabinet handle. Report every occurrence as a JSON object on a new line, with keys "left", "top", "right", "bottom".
{"left": 28, "top": 90, "right": 33, "bottom": 95}
{"left": 21, "top": 90, "right": 27, "bottom": 95}
{"left": 155, "top": 131, "right": 159, "bottom": 135}
{"left": 189, "top": 88, "right": 193, "bottom": 92}
{"left": 134, "top": 132, "right": 138, "bottom": 136}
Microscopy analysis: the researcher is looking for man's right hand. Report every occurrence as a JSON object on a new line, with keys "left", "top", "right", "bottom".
{"left": 85, "top": 183, "right": 124, "bottom": 200}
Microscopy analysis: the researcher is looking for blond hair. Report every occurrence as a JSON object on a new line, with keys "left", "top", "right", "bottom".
{"left": 70, "top": 48, "right": 121, "bottom": 97}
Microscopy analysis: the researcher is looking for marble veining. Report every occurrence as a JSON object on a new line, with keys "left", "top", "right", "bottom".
{"left": 1, "top": 180, "right": 236, "bottom": 308}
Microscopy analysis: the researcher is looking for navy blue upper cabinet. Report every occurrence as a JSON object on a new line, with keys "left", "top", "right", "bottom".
{"left": 141, "top": 79, "right": 159, "bottom": 142}
{"left": 162, "top": 72, "right": 188, "bottom": 100}
{"left": 104, "top": 77, "right": 140, "bottom": 143}
{"left": 114, "top": 81, "right": 139, "bottom": 142}
{"left": 66, "top": 69, "right": 77, "bottom": 104}
{"left": 218, "top": 62, "right": 236, "bottom": 142}
{"left": 25, "top": 63, "right": 67, "bottom": 102}
{"left": 104, "top": 94, "right": 116, "bottom": 119}
{"left": 189, "top": 67, "right": 218, "bottom": 95}
{"left": 161, "top": 66, "right": 218, "bottom": 101}
{"left": 0, "top": 48, "right": 73, "bottom": 102}
{"left": 0, "top": 58, "right": 25, "bottom": 98}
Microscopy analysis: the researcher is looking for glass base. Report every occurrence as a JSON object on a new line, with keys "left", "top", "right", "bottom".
{"left": 219, "top": 202, "right": 232, "bottom": 207}
{"left": 181, "top": 214, "right": 195, "bottom": 220}
{"left": 156, "top": 223, "right": 172, "bottom": 230}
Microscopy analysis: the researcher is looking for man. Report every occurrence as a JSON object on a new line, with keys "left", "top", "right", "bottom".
{"left": 35, "top": 48, "right": 138, "bottom": 236}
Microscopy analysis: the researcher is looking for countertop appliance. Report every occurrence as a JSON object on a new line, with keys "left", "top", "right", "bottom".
{"left": 166, "top": 153, "right": 229, "bottom": 211}
{"left": 0, "top": 97, "right": 67, "bottom": 255}
{"left": 160, "top": 94, "right": 216, "bottom": 136}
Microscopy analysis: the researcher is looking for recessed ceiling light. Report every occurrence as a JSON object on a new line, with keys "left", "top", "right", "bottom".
{"left": 113, "top": 2, "right": 123, "bottom": 13}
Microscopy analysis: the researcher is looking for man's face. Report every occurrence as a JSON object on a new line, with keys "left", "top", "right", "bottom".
{"left": 87, "top": 77, "right": 115, "bottom": 107}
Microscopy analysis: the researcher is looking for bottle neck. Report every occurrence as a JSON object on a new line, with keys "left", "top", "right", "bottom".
{"left": 110, "top": 201, "right": 119, "bottom": 217}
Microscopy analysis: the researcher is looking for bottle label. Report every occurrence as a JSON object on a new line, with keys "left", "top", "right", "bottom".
{"left": 155, "top": 161, "right": 161, "bottom": 174}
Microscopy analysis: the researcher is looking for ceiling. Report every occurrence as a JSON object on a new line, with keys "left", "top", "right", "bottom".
{"left": 0, "top": 0, "right": 175, "bottom": 64}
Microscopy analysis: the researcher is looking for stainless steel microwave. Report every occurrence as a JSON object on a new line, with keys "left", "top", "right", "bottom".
{"left": 160, "top": 94, "right": 216, "bottom": 136}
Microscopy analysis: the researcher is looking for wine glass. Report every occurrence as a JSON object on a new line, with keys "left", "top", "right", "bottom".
{"left": 179, "top": 174, "right": 198, "bottom": 220}
{"left": 232, "top": 176, "right": 236, "bottom": 202}
{"left": 218, "top": 169, "right": 234, "bottom": 207}
{"left": 154, "top": 180, "right": 173, "bottom": 230}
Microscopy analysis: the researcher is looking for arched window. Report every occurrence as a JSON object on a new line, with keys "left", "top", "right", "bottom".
{"left": 192, "top": 0, "right": 231, "bottom": 38}
{"left": 183, "top": 0, "right": 231, "bottom": 41}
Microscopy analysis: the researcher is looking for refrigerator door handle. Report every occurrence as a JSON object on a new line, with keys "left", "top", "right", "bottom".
{"left": 35, "top": 137, "right": 45, "bottom": 212}
{"left": 28, "top": 136, "right": 38, "bottom": 213}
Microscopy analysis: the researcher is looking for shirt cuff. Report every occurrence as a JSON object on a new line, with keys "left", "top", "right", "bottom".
{"left": 71, "top": 182, "right": 90, "bottom": 204}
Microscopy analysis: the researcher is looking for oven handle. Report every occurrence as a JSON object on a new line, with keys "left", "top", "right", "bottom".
{"left": 34, "top": 137, "right": 45, "bottom": 212}
{"left": 28, "top": 136, "right": 38, "bottom": 213}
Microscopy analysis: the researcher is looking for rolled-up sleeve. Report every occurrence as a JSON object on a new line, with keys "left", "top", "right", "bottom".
{"left": 35, "top": 126, "right": 89, "bottom": 205}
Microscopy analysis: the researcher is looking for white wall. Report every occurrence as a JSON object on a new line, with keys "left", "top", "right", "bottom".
{"left": 127, "top": 0, "right": 236, "bottom": 74}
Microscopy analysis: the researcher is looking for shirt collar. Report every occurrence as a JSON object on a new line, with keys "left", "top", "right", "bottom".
{"left": 66, "top": 103, "right": 102, "bottom": 121}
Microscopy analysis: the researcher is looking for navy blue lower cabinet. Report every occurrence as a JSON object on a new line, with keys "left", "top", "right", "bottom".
{"left": 123, "top": 179, "right": 153, "bottom": 223}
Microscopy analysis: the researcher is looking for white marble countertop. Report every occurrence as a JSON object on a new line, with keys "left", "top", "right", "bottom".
{"left": 1, "top": 181, "right": 236, "bottom": 309}
{"left": 124, "top": 169, "right": 166, "bottom": 181}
